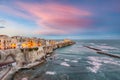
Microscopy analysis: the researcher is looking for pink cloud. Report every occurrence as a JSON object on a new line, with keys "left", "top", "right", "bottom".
{"left": 17, "top": 2, "right": 92, "bottom": 35}
{"left": 1, "top": 2, "right": 93, "bottom": 35}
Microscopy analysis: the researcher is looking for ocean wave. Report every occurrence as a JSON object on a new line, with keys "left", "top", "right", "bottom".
{"left": 46, "top": 71, "right": 56, "bottom": 75}
{"left": 64, "top": 58, "right": 79, "bottom": 63}
{"left": 64, "top": 59, "right": 70, "bottom": 62}
{"left": 71, "top": 60, "right": 78, "bottom": 63}
{"left": 87, "top": 61, "right": 102, "bottom": 73}
{"left": 89, "top": 43, "right": 96, "bottom": 45}
{"left": 87, "top": 56, "right": 120, "bottom": 65}
{"left": 101, "top": 43, "right": 107, "bottom": 46}
{"left": 60, "top": 62, "right": 70, "bottom": 67}
{"left": 103, "top": 60, "right": 120, "bottom": 66}
{"left": 78, "top": 58, "right": 81, "bottom": 59}
{"left": 97, "top": 45, "right": 118, "bottom": 50}
{"left": 60, "top": 52, "right": 70, "bottom": 54}
{"left": 69, "top": 50, "right": 73, "bottom": 52}
{"left": 87, "top": 57, "right": 108, "bottom": 73}
{"left": 87, "top": 56, "right": 120, "bottom": 73}
{"left": 87, "top": 57, "right": 102, "bottom": 73}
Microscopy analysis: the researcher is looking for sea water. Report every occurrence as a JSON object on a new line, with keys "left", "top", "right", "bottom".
{"left": 14, "top": 40, "right": 120, "bottom": 80}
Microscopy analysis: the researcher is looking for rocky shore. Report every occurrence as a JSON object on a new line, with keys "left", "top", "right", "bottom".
{"left": 0, "top": 39, "right": 75, "bottom": 80}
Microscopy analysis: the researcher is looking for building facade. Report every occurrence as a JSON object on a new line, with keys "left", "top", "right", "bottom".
{"left": 0, "top": 35, "right": 48, "bottom": 50}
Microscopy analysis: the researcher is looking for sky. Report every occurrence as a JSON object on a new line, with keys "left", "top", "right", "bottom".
{"left": 0, "top": 0, "right": 120, "bottom": 39}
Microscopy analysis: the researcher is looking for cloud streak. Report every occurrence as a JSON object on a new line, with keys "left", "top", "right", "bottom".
{"left": 0, "top": 19, "right": 6, "bottom": 24}
{"left": 0, "top": 2, "right": 93, "bottom": 35}
{"left": 0, "top": 0, "right": 120, "bottom": 39}
{"left": 16, "top": 2, "right": 92, "bottom": 35}
{"left": 0, "top": 26, "right": 5, "bottom": 28}
{"left": 0, "top": 5, "right": 33, "bottom": 20}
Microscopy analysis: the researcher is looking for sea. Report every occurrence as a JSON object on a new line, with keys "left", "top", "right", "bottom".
{"left": 14, "top": 40, "right": 120, "bottom": 80}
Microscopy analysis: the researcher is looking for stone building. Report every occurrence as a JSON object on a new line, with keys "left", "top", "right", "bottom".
{"left": 0, "top": 35, "right": 11, "bottom": 50}
{"left": 0, "top": 35, "right": 55, "bottom": 50}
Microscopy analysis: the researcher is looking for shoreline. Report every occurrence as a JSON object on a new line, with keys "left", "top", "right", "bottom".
{"left": 0, "top": 40, "right": 75, "bottom": 80}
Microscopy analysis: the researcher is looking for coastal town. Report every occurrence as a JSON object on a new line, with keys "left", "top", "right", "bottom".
{"left": 0, "top": 35, "right": 55, "bottom": 49}
{"left": 0, "top": 35, "right": 75, "bottom": 80}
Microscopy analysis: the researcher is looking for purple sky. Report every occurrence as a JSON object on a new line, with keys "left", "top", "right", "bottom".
{"left": 0, "top": 0, "right": 120, "bottom": 39}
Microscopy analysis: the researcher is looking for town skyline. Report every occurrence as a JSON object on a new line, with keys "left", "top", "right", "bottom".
{"left": 0, "top": 0, "right": 120, "bottom": 39}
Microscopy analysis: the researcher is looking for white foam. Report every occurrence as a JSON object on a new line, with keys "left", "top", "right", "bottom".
{"left": 89, "top": 43, "right": 95, "bottom": 45}
{"left": 71, "top": 60, "right": 78, "bottom": 63}
{"left": 46, "top": 71, "right": 56, "bottom": 75}
{"left": 87, "top": 57, "right": 102, "bottom": 73}
{"left": 87, "top": 56, "right": 120, "bottom": 73}
{"left": 97, "top": 45, "right": 118, "bottom": 50}
{"left": 64, "top": 59, "right": 70, "bottom": 62}
{"left": 87, "top": 61, "right": 102, "bottom": 73}
{"left": 21, "top": 78, "right": 28, "bottom": 80}
{"left": 60, "top": 62, "right": 70, "bottom": 67}
{"left": 102, "top": 50, "right": 108, "bottom": 52}
{"left": 103, "top": 60, "right": 120, "bottom": 66}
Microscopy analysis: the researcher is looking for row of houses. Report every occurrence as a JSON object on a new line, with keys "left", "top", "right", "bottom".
{"left": 0, "top": 35, "right": 57, "bottom": 50}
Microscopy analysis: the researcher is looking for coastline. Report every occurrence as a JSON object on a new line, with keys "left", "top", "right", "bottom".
{"left": 0, "top": 40, "right": 75, "bottom": 80}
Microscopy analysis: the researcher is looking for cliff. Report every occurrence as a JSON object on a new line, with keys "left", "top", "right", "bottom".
{"left": 0, "top": 40, "right": 75, "bottom": 80}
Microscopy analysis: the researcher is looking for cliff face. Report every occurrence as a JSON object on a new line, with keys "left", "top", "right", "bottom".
{"left": 0, "top": 40, "right": 75, "bottom": 80}
{"left": 24, "top": 47, "right": 45, "bottom": 63}
{"left": 0, "top": 47, "right": 46, "bottom": 67}
{"left": 0, "top": 40, "right": 75, "bottom": 68}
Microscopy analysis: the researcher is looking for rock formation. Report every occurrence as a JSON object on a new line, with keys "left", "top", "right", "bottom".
{"left": 0, "top": 39, "right": 75, "bottom": 80}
